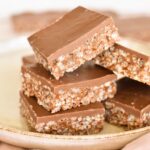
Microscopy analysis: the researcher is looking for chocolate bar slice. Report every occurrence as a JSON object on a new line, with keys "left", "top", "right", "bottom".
{"left": 28, "top": 6, "right": 119, "bottom": 80}
{"left": 20, "top": 92, "right": 105, "bottom": 135}
{"left": 95, "top": 43, "right": 150, "bottom": 85}
{"left": 104, "top": 78, "right": 150, "bottom": 129}
{"left": 21, "top": 55, "right": 117, "bottom": 113}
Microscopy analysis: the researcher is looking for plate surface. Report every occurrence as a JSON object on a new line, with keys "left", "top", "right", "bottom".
{"left": 0, "top": 42, "right": 150, "bottom": 150}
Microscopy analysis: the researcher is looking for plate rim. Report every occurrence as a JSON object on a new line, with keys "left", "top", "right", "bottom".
{"left": 1, "top": 123, "right": 150, "bottom": 140}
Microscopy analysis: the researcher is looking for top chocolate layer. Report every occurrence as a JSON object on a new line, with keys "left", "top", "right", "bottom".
{"left": 115, "top": 43, "right": 150, "bottom": 61}
{"left": 108, "top": 78, "right": 150, "bottom": 116}
{"left": 21, "top": 92, "right": 105, "bottom": 123}
{"left": 22, "top": 55, "right": 116, "bottom": 92}
{"left": 28, "top": 6, "right": 114, "bottom": 61}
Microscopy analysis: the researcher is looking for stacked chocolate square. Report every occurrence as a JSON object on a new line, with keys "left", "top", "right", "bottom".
{"left": 20, "top": 6, "right": 150, "bottom": 135}
{"left": 95, "top": 44, "right": 150, "bottom": 129}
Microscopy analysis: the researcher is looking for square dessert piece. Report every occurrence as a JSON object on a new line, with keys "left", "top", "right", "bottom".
{"left": 20, "top": 92, "right": 105, "bottom": 135}
{"left": 28, "top": 6, "right": 119, "bottom": 80}
{"left": 104, "top": 78, "right": 150, "bottom": 129}
{"left": 94, "top": 43, "right": 150, "bottom": 85}
{"left": 21, "top": 55, "right": 117, "bottom": 113}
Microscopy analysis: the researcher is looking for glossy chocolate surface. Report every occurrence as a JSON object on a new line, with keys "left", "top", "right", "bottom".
{"left": 28, "top": 6, "right": 114, "bottom": 60}
{"left": 108, "top": 78, "right": 150, "bottom": 116}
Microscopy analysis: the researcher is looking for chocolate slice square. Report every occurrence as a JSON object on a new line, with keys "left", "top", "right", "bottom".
{"left": 95, "top": 43, "right": 150, "bottom": 85}
{"left": 21, "top": 55, "right": 117, "bottom": 113}
{"left": 20, "top": 92, "right": 105, "bottom": 135}
{"left": 104, "top": 78, "right": 150, "bottom": 129}
{"left": 28, "top": 6, "right": 119, "bottom": 80}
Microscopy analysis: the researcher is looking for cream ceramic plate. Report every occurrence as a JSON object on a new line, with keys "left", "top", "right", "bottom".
{"left": 0, "top": 41, "right": 150, "bottom": 150}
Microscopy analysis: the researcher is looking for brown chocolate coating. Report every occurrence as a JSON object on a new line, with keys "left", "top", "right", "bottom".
{"left": 108, "top": 78, "right": 150, "bottom": 116}
{"left": 115, "top": 43, "right": 150, "bottom": 61}
{"left": 20, "top": 92, "right": 105, "bottom": 123}
{"left": 22, "top": 55, "right": 116, "bottom": 92}
{"left": 28, "top": 6, "right": 114, "bottom": 61}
